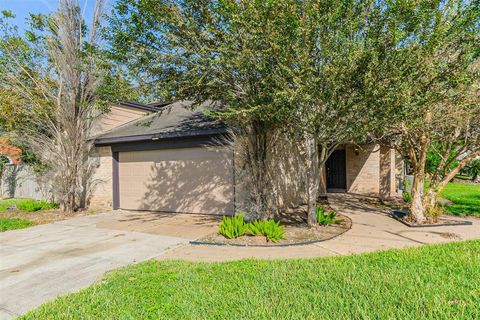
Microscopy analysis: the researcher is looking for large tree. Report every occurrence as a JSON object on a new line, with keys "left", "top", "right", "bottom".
{"left": 108, "top": 0, "right": 306, "bottom": 218}
{"left": 368, "top": 0, "right": 480, "bottom": 223}
{"left": 108, "top": 0, "right": 389, "bottom": 223}
{"left": 0, "top": 0, "right": 107, "bottom": 212}
{"left": 276, "top": 0, "right": 394, "bottom": 225}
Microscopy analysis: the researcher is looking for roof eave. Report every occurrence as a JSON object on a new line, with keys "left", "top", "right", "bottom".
{"left": 117, "top": 100, "right": 170, "bottom": 112}
{"left": 94, "top": 127, "right": 228, "bottom": 146}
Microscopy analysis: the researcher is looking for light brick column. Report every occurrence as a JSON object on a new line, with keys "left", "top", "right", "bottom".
{"left": 89, "top": 146, "right": 113, "bottom": 209}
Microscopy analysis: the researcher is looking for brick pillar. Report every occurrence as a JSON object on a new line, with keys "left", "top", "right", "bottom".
{"left": 89, "top": 146, "right": 113, "bottom": 209}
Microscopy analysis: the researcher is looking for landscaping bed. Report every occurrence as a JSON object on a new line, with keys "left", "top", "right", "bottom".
{"left": 195, "top": 213, "right": 351, "bottom": 246}
{"left": 377, "top": 181, "right": 480, "bottom": 226}
{"left": 0, "top": 198, "right": 73, "bottom": 229}
{"left": 390, "top": 210, "right": 472, "bottom": 227}
{"left": 194, "top": 201, "right": 351, "bottom": 246}
{"left": 21, "top": 240, "right": 480, "bottom": 319}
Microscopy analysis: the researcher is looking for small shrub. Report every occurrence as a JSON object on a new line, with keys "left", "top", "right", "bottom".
{"left": 402, "top": 191, "right": 412, "bottom": 203}
{"left": 247, "top": 219, "right": 285, "bottom": 242}
{"left": 316, "top": 207, "right": 339, "bottom": 225}
{"left": 218, "top": 213, "right": 248, "bottom": 239}
{"left": 17, "top": 200, "right": 58, "bottom": 212}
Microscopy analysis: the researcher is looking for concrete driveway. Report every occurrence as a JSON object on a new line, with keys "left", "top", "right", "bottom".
{"left": 0, "top": 211, "right": 218, "bottom": 319}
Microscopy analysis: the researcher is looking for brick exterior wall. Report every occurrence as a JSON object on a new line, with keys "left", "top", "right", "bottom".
{"left": 379, "top": 146, "right": 397, "bottom": 199}
{"left": 345, "top": 144, "right": 380, "bottom": 196}
{"left": 344, "top": 144, "right": 401, "bottom": 199}
{"left": 88, "top": 142, "right": 402, "bottom": 210}
{"left": 89, "top": 146, "right": 113, "bottom": 209}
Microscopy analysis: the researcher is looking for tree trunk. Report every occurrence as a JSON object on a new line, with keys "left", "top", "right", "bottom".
{"left": 424, "top": 187, "right": 438, "bottom": 212}
{"left": 409, "top": 146, "right": 428, "bottom": 223}
{"left": 408, "top": 111, "right": 433, "bottom": 224}
{"left": 318, "top": 147, "right": 328, "bottom": 197}
{"left": 410, "top": 171, "right": 426, "bottom": 223}
{"left": 305, "top": 133, "right": 319, "bottom": 226}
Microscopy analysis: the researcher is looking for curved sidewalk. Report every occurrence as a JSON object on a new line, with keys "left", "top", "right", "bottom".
{"left": 159, "top": 194, "right": 480, "bottom": 262}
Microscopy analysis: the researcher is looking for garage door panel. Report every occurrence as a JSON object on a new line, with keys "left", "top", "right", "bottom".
{"left": 118, "top": 147, "right": 234, "bottom": 214}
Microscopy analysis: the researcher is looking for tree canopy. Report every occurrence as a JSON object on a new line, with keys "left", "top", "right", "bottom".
{"left": 107, "top": 0, "right": 480, "bottom": 222}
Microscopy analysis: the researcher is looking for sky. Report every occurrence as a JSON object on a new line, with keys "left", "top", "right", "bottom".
{"left": 0, "top": 0, "right": 107, "bottom": 32}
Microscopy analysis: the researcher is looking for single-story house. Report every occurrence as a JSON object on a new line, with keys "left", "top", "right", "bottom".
{"left": 90, "top": 100, "right": 404, "bottom": 214}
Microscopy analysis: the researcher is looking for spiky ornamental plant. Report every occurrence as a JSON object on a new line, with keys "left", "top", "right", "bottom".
{"left": 0, "top": 0, "right": 107, "bottom": 212}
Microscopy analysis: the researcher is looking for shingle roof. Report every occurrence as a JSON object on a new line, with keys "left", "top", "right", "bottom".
{"left": 94, "top": 100, "right": 227, "bottom": 145}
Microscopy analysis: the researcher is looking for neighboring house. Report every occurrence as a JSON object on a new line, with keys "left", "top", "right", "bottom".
{"left": 0, "top": 138, "right": 21, "bottom": 165}
{"left": 90, "top": 100, "right": 404, "bottom": 215}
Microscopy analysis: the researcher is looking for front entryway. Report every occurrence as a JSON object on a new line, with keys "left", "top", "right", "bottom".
{"left": 326, "top": 149, "right": 347, "bottom": 192}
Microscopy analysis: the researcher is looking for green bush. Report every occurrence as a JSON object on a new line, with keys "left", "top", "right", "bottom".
{"left": 218, "top": 213, "right": 248, "bottom": 239}
{"left": 402, "top": 191, "right": 412, "bottom": 203}
{"left": 0, "top": 199, "right": 58, "bottom": 212}
{"left": 219, "top": 213, "right": 286, "bottom": 242}
{"left": 316, "top": 207, "right": 339, "bottom": 225}
{"left": 247, "top": 219, "right": 286, "bottom": 242}
{"left": 17, "top": 200, "right": 58, "bottom": 212}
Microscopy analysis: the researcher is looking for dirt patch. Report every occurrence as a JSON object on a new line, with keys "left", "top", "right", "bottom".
{"left": 0, "top": 208, "right": 96, "bottom": 225}
{"left": 438, "top": 232, "right": 461, "bottom": 240}
{"left": 195, "top": 214, "right": 352, "bottom": 247}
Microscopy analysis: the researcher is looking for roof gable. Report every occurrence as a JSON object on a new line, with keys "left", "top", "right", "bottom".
{"left": 94, "top": 101, "right": 226, "bottom": 145}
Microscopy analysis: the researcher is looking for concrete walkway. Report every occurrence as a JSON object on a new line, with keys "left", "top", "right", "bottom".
{"left": 159, "top": 194, "right": 480, "bottom": 261}
{"left": 0, "top": 211, "right": 217, "bottom": 319}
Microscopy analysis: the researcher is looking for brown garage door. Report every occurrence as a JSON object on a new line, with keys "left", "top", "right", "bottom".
{"left": 118, "top": 147, "right": 234, "bottom": 215}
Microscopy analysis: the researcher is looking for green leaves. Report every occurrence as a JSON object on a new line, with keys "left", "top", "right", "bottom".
{"left": 315, "top": 207, "right": 340, "bottom": 226}
{"left": 246, "top": 219, "right": 286, "bottom": 243}
{"left": 218, "top": 213, "right": 249, "bottom": 239}
{"left": 218, "top": 213, "right": 286, "bottom": 242}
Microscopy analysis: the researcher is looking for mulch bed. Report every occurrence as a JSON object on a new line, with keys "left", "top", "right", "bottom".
{"left": 194, "top": 203, "right": 352, "bottom": 247}
{"left": 390, "top": 210, "right": 472, "bottom": 227}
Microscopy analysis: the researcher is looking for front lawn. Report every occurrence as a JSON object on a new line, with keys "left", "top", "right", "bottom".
{"left": 0, "top": 217, "right": 36, "bottom": 231}
{"left": 22, "top": 240, "right": 480, "bottom": 319}
{"left": 441, "top": 182, "right": 480, "bottom": 216}
{"left": 0, "top": 198, "right": 57, "bottom": 213}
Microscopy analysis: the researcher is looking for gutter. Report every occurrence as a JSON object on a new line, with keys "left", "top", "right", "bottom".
{"left": 94, "top": 127, "right": 228, "bottom": 146}
{"left": 117, "top": 100, "right": 168, "bottom": 112}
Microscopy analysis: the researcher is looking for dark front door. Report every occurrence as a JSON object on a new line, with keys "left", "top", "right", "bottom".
{"left": 326, "top": 149, "right": 347, "bottom": 192}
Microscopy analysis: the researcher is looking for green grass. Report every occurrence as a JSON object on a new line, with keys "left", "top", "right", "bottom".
{"left": 441, "top": 182, "right": 480, "bottom": 216}
{"left": 0, "top": 198, "right": 57, "bottom": 213}
{"left": 0, "top": 217, "right": 36, "bottom": 231}
{"left": 22, "top": 240, "right": 480, "bottom": 319}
